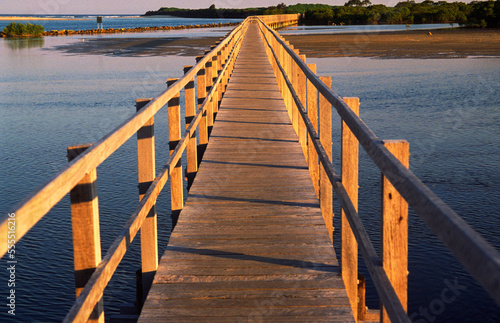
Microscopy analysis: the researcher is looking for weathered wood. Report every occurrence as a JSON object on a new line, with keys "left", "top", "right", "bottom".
{"left": 258, "top": 19, "right": 500, "bottom": 307}
{"left": 167, "top": 78, "right": 183, "bottom": 224}
{"left": 135, "top": 98, "right": 158, "bottom": 302}
{"left": 196, "top": 55, "right": 209, "bottom": 158}
{"left": 319, "top": 77, "right": 333, "bottom": 242}
{"left": 67, "top": 144, "right": 104, "bottom": 323}
{"left": 381, "top": 140, "right": 409, "bottom": 322}
{"left": 307, "top": 64, "right": 319, "bottom": 197}
{"left": 139, "top": 22, "right": 353, "bottom": 323}
{"left": 341, "top": 97, "right": 360, "bottom": 320}
{"left": 298, "top": 53, "right": 308, "bottom": 160}
{"left": 183, "top": 66, "right": 198, "bottom": 189}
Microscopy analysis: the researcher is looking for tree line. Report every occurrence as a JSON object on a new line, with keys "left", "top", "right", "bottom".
{"left": 144, "top": 1, "right": 499, "bottom": 28}
{"left": 303, "top": 0, "right": 499, "bottom": 27}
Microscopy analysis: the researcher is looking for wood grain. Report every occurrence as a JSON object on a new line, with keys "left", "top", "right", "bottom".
{"left": 139, "top": 22, "right": 353, "bottom": 322}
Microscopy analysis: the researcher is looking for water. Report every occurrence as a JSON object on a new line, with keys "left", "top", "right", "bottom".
{"left": 1, "top": 20, "right": 499, "bottom": 321}
{"left": 0, "top": 14, "right": 243, "bottom": 32}
{"left": 311, "top": 57, "right": 500, "bottom": 322}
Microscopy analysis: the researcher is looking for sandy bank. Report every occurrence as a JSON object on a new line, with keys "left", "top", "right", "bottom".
{"left": 285, "top": 28, "right": 500, "bottom": 59}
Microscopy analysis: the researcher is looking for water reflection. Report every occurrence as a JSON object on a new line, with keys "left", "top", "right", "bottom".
{"left": 5, "top": 37, "right": 45, "bottom": 50}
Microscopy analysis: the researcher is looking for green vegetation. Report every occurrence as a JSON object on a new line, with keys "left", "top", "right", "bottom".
{"left": 304, "top": 0, "right": 499, "bottom": 27}
{"left": 144, "top": 1, "right": 499, "bottom": 28}
{"left": 2, "top": 22, "right": 44, "bottom": 37}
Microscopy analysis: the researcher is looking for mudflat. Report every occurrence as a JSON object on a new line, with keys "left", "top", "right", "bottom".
{"left": 284, "top": 28, "right": 500, "bottom": 59}
{"left": 50, "top": 28, "right": 500, "bottom": 59}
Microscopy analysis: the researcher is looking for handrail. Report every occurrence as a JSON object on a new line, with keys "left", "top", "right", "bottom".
{"left": 257, "top": 20, "right": 409, "bottom": 323}
{"left": 0, "top": 19, "right": 247, "bottom": 258}
{"left": 62, "top": 22, "right": 248, "bottom": 322}
{"left": 256, "top": 16, "right": 500, "bottom": 316}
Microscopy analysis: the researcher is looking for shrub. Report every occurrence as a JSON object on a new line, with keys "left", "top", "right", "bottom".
{"left": 2, "top": 22, "right": 44, "bottom": 37}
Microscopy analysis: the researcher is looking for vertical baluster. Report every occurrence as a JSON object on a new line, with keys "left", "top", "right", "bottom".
{"left": 196, "top": 55, "right": 208, "bottom": 165}
{"left": 183, "top": 67, "right": 197, "bottom": 190}
{"left": 135, "top": 98, "right": 158, "bottom": 303}
{"left": 319, "top": 76, "right": 333, "bottom": 242}
{"left": 341, "top": 97, "right": 360, "bottom": 320}
{"left": 381, "top": 140, "right": 409, "bottom": 322}
{"left": 297, "top": 53, "right": 307, "bottom": 160}
{"left": 67, "top": 144, "right": 104, "bottom": 323}
{"left": 307, "top": 64, "right": 319, "bottom": 197}
{"left": 167, "top": 78, "right": 183, "bottom": 228}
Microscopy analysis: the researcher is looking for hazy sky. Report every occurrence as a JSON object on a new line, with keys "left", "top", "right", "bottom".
{"left": 2, "top": 0, "right": 412, "bottom": 15}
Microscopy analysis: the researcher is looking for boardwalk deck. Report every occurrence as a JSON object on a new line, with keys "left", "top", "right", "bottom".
{"left": 139, "top": 23, "right": 354, "bottom": 322}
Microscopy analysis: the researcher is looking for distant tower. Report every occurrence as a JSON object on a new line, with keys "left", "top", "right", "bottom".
{"left": 97, "top": 16, "right": 103, "bottom": 29}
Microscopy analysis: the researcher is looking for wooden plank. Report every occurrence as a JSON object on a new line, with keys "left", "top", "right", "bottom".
{"left": 341, "top": 97, "right": 360, "bottom": 320}
{"left": 381, "top": 140, "right": 409, "bottom": 322}
{"left": 139, "top": 22, "right": 353, "bottom": 323}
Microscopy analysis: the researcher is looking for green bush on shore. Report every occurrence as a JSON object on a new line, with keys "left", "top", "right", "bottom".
{"left": 2, "top": 22, "right": 45, "bottom": 37}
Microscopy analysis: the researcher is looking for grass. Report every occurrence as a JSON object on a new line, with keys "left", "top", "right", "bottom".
{"left": 2, "top": 22, "right": 44, "bottom": 37}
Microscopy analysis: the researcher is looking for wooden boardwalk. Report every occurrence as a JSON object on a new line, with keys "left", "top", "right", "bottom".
{"left": 139, "top": 22, "right": 354, "bottom": 322}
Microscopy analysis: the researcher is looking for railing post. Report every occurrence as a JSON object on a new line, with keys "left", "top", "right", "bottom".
{"left": 205, "top": 50, "right": 214, "bottom": 134}
{"left": 67, "top": 144, "right": 104, "bottom": 323}
{"left": 196, "top": 55, "right": 208, "bottom": 165}
{"left": 298, "top": 53, "right": 307, "bottom": 160}
{"left": 183, "top": 66, "right": 198, "bottom": 190}
{"left": 381, "top": 140, "right": 409, "bottom": 322}
{"left": 341, "top": 97, "right": 360, "bottom": 321}
{"left": 319, "top": 76, "right": 333, "bottom": 241}
{"left": 135, "top": 98, "right": 158, "bottom": 304}
{"left": 290, "top": 46, "right": 299, "bottom": 134}
{"left": 307, "top": 63, "right": 319, "bottom": 197}
{"left": 167, "top": 78, "right": 183, "bottom": 228}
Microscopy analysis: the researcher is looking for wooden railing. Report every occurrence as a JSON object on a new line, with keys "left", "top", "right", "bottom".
{"left": 256, "top": 17, "right": 500, "bottom": 322}
{"left": 0, "top": 17, "right": 255, "bottom": 322}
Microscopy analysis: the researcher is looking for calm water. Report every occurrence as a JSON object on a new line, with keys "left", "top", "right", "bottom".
{"left": 1, "top": 19, "right": 499, "bottom": 321}
{"left": 0, "top": 14, "right": 243, "bottom": 32}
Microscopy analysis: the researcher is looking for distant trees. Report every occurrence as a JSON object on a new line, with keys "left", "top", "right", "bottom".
{"left": 304, "top": 0, "right": 499, "bottom": 27}
{"left": 2, "top": 22, "right": 44, "bottom": 37}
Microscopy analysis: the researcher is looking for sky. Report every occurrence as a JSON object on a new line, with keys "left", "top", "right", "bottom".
{"left": 1, "top": 0, "right": 417, "bottom": 15}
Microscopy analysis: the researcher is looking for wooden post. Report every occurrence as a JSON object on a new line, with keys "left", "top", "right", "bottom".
{"left": 381, "top": 140, "right": 409, "bottom": 322}
{"left": 167, "top": 78, "right": 183, "bottom": 228}
{"left": 184, "top": 66, "right": 198, "bottom": 190}
{"left": 217, "top": 47, "right": 223, "bottom": 106}
{"left": 205, "top": 50, "right": 214, "bottom": 133}
{"left": 307, "top": 64, "right": 319, "bottom": 197}
{"left": 298, "top": 53, "right": 307, "bottom": 160}
{"left": 135, "top": 98, "right": 158, "bottom": 303}
{"left": 196, "top": 55, "right": 208, "bottom": 165}
{"left": 341, "top": 97, "right": 360, "bottom": 321}
{"left": 319, "top": 76, "right": 333, "bottom": 241}
{"left": 290, "top": 46, "right": 298, "bottom": 135}
{"left": 67, "top": 144, "right": 104, "bottom": 323}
